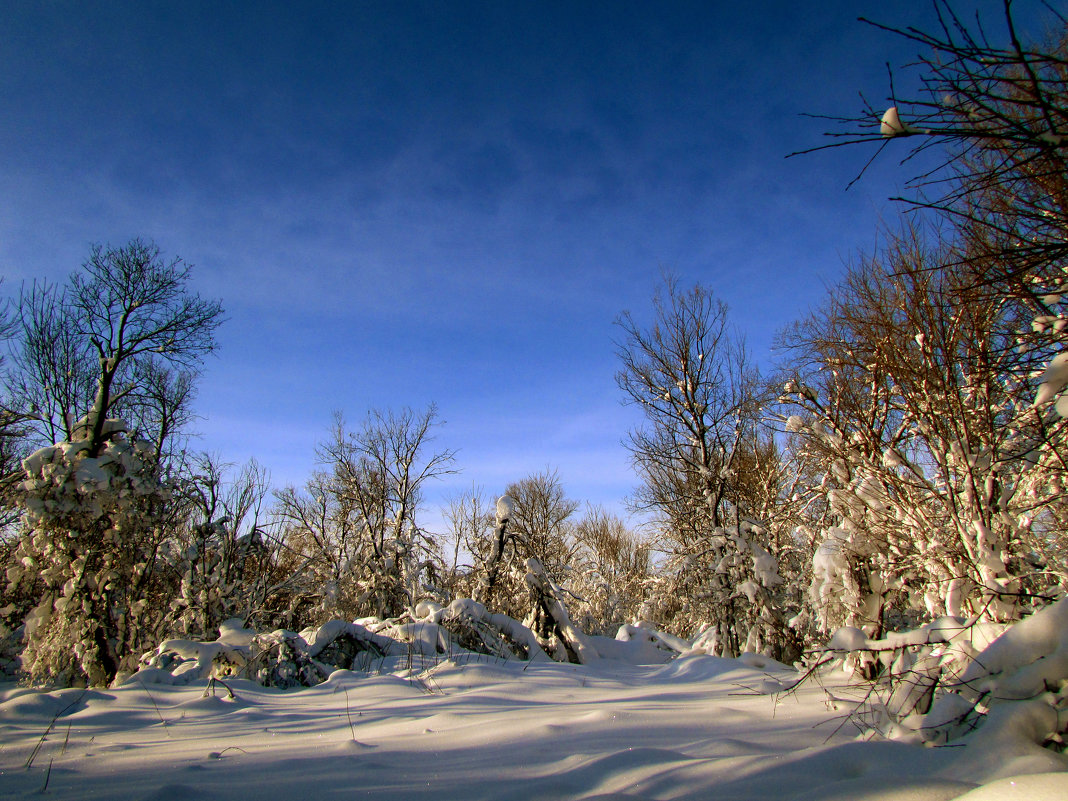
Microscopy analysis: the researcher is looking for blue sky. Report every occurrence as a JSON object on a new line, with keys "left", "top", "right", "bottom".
{"left": 0, "top": 1, "right": 1031, "bottom": 527}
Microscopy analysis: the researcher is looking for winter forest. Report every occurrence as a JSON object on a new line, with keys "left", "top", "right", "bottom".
{"left": 2, "top": 4, "right": 1068, "bottom": 800}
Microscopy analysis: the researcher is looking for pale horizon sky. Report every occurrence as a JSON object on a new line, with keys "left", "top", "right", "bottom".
{"left": 1, "top": 1, "right": 1039, "bottom": 530}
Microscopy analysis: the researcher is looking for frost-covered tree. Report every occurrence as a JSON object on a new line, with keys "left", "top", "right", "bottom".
{"left": 780, "top": 226, "right": 1060, "bottom": 636}
{"left": 789, "top": 2, "right": 1068, "bottom": 635}
{"left": 467, "top": 471, "right": 581, "bottom": 622}
{"left": 782, "top": 5, "right": 1068, "bottom": 748}
{"left": 3, "top": 241, "right": 223, "bottom": 685}
{"left": 615, "top": 277, "right": 792, "bottom": 658}
{"left": 275, "top": 406, "right": 456, "bottom": 622}
{"left": 270, "top": 469, "right": 370, "bottom": 625}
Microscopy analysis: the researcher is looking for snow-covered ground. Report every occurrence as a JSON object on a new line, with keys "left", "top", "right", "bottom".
{"left": 2, "top": 653, "right": 1064, "bottom": 801}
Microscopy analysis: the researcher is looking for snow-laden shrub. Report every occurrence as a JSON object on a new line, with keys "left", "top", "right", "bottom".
{"left": 8, "top": 423, "right": 171, "bottom": 686}
{"left": 432, "top": 598, "right": 546, "bottom": 661}
{"left": 0, "top": 618, "right": 22, "bottom": 678}
{"left": 523, "top": 557, "right": 601, "bottom": 663}
{"left": 139, "top": 609, "right": 538, "bottom": 688}
{"left": 134, "top": 597, "right": 710, "bottom": 689}
{"left": 818, "top": 598, "right": 1068, "bottom": 760}
{"left": 138, "top": 617, "right": 396, "bottom": 688}
{"left": 362, "top": 598, "right": 552, "bottom": 664}
{"left": 165, "top": 457, "right": 273, "bottom": 642}
{"left": 646, "top": 520, "right": 802, "bottom": 663}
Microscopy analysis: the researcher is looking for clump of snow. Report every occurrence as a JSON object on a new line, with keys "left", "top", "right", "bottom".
{"left": 495, "top": 494, "right": 515, "bottom": 523}
{"left": 880, "top": 105, "right": 911, "bottom": 136}
{"left": 217, "top": 618, "right": 256, "bottom": 647}
{"left": 1033, "top": 352, "right": 1068, "bottom": 408}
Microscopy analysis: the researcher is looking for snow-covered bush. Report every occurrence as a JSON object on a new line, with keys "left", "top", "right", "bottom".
{"left": 8, "top": 422, "right": 171, "bottom": 685}
{"left": 816, "top": 598, "right": 1068, "bottom": 762}
{"left": 138, "top": 604, "right": 550, "bottom": 688}
{"left": 139, "top": 617, "right": 396, "bottom": 688}
{"left": 567, "top": 507, "right": 652, "bottom": 637}
{"left": 167, "top": 455, "right": 272, "bottom": 640}
{"left": 523, "top": 557, "right": 599, "bottom": 663}
{"left": 429, "top": 598, "right": 545, "bottom": 661}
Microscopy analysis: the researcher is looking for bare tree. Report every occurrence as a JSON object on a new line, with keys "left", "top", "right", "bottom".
{"left": 797, "top": 2, "right": 1068, "bottom": 416}
{"left": 441, "top": 486, "right": 493, "bottom": 600}
{"left": 6, "top": 240, "right": 223, "bottom": 459}
{"left": 615, "top": 276, "right": 757, "bottom": 529}
{"left": 0, "top": 291, "right": 32, "bottom": 520}
{"left": 503, "top": 468, "right": 579, "bottom": 577}
{"left": 570, "top": 506, "right": 651, "bottom": 634}
{"left": 779, "top": 225, "right": 1059, "bottom": 633}
{"left": 73, "top": 240, "right": 223, "bottom": 456}
{"left": 7, "top": 281, "right": 96, "bottom": 446}
{"left": 303, "top": 405, "right": 457, "bottom": 619}
{"left": 615, "top": 276, "right": 790, "bottom": 657}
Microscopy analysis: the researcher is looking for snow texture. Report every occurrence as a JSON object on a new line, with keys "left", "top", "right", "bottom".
{"left": 2, "top": 649, "right": 1064, "bottom": 800}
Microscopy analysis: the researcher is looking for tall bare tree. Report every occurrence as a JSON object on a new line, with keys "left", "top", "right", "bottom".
{"left": 615, "top": 276, "right": 757, "bottom": 529}
{"left": 798, "top": 2, "right": 1068, "bottom": 419}
{"left": 5, "top": 240, "right": 224, "bottom": 685}
{"left": 7, "top": 240, "right": 223, "bottom": 459}
{"left": 615, "top": 276, "right": 792, "bottom": 657}
{"left": 503, "top": 468, "right": 579, "bottom": 577}
{"left": 289, "top": 405, "right": 457, "bottom": 619}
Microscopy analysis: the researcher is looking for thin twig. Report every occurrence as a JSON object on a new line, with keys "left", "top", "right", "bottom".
{"left": 344, "top": 689, "right": 357, "bottom": 741}
{"left": 38, "top": 757, "right": 53, "bottom": 794}
{"left": 24, "top": 689, "right": 87, "bottom": 769}
{"left": 137, "top": 679, "right": 172, "bottom": 737}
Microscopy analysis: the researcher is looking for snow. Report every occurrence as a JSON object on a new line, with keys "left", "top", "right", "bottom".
{"left": 950, "top": 774, "right": 1068, "bottom": 800}
{"left": 1034, "top": 352, "right": 1068, "bottom": 407}
{"left": 495, "top": 494, "right": 515, "bottom": 523}
{"left": 957, "top": 597, "right": 1068, "bottom": 693}
{"left": 4, "top": 650, "right": 1065, "bottom": 801}
{"left": 881, "top": 106, "right": 908, "bottom": 136}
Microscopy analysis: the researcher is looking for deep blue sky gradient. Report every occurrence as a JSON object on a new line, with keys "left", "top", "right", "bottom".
{"left": 1, "top": 1, "right": 1039, "bottom": 526}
